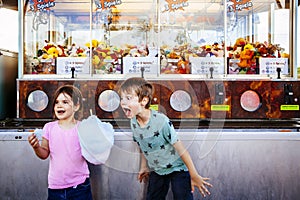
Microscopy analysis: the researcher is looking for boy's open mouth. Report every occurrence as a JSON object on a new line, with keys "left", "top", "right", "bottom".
{"left": 123, "top": 108, "right": 131, "bottom": 116}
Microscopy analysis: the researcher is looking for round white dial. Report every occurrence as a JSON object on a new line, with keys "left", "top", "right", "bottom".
{"left": 98, "top": 90, "right": 120, "bottom": 112}
{"left": 170, "top": 90, "right": 192, "bottom": 112}
{"left": 27, "top": 90, "right": 49, "bottom": 112}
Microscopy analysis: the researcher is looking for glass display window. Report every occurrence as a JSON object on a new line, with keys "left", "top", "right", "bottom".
{"left": 23, "top": 0, "right": 93, "bottom": 75}
{"left": 91, "top": 0, "right": 157, "bottom": 75}
{"left": 159, "top": 0, "right": 293, "bottom": 78}
{"left": 20, "top": 0, "right": 297, "bottom": 79}
{"left": 225, "top": 0, "right": 292, "bottom": 77}
{"left": 159, "top": 0, "right": 225, "bottom": 76}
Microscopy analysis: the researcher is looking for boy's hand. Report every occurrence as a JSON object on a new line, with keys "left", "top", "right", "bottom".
{"left": 28, "top": 133, "right": 40, "bottom": 149}
{"left": 138, "top": 167, "right": 149, "bottom": 183}
{"left": 191, "top": 174, "right": 212, "bottom": 197}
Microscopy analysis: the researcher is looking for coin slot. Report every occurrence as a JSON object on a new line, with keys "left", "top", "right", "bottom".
{"left": 215, "top": 83, "right": 225, "bottom": 104}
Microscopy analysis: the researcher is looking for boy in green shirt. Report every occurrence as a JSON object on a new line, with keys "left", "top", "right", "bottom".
{"left": 119, "top": 77, "right": 212, "bottom": 199}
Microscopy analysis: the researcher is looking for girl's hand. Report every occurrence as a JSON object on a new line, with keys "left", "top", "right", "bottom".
{"left": 191, "top": 174, "right": 213, "bottom": 197}
{"left": 138, "top": 167, "right": 149, "bottom": 183}
{"left": 28, "top": 133, "right": 40, "bottom": 149}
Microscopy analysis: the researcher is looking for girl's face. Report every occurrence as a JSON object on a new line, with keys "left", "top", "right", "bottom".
{"left": 120, "top": 90, "right": 144, "bottom": 119}
{"left": 54, "top": 93, "right": 79, "bottom": 121}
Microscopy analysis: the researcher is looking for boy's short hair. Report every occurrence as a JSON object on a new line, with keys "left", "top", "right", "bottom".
{"left": 120, "top": 77, "right": 153, "bottom": 109}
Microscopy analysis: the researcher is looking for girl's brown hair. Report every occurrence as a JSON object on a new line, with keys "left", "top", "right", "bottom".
{"left": 52, "top": 85, "right": 83, "bottom": 119}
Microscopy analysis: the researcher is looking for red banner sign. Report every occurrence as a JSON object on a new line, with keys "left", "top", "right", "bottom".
{"left": 163, "top": 0, "right": 189, "bottom": 12}
{"left": 30, "top": 0, "right": 55, "bottom": 12}
{"left": 227, "top": 0, "right": 253, "bottom": 12}
{"left": 95, "top": 0, "right": 122, "bottom": 10}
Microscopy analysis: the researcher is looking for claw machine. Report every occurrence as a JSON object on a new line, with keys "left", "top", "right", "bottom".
{"left": 2, "top": 0, "right": 299, "bottom": 199}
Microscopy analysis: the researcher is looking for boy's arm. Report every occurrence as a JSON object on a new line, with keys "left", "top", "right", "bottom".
{"left": 138, "top": 151, "right": 149, "bottom": 183}
{"left": 28, "top": 133, "right": 50, "bottom": 160}
{"left": 173, "top": 140, "right": 212, "bottom": 197}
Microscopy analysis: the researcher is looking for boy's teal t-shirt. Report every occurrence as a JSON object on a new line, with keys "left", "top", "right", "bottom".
{"left": 131, "top": 109, "right": 188, "bottom": 175}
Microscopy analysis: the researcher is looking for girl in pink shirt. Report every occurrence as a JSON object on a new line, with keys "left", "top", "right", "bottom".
{"left": 28, "top": 85, "right": 92, "bottom": 200}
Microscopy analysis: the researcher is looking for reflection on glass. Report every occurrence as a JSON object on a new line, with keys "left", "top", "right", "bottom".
{"left": 170, "top": 90, "right": 192, "bottom": 112}
{"left": 98, "top": 90, "right": 120, "bottom": 112}
{"left": 27, "top": 90, "right": 49, "bottom": 112}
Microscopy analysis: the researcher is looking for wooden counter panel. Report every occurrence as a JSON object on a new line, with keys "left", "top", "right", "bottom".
{"left": 19, "top": 80, "right": 94, "bottom": 119}
{"left": 268, "top": 81, "right": 300, "bottom": 118}
{"left": 200, "top": 81, "right": 231, "bottom": 119}
{"left": 159, "top": 81, "right": 201, "bottom": 119}
{"left": 94, "top": 80, "right": 161, "bottom": 120}
{"left": 230, "top": 81, "right": 271, "bottom": 119}
{"left": 19, "top": 80, "right": 59, "bottom": 118}
{"left": 94, "top": 80, "right": 124, "bottom": 119}
{"left": 18, "top": 80, "right": 300, "bottom": 120}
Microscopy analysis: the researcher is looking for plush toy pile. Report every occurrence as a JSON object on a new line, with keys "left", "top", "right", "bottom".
{"left": 26, "top": 40, "right": 86, "bottom": 74}
{"left": 159, "top": 38, "right": 287, "bottom": 75}
{"left": 26, "top": 38, "right": 288, "bottom": 75}
{"left": 227, "top": 38, "right": 288, "bottom": 74}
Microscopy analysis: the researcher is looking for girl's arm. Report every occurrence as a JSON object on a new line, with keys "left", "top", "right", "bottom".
{"left": 173, "top": 140, "right": 212, "bottom": 197}
{"left": 28, "top": 133, "right": 50, "bottom": 160}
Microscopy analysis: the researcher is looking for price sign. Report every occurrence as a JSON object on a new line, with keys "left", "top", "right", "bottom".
{"left": 190, "top": 57, "right": 224, "bottom": 75}
{"left": 123, "top": 57, "right": 158, "bottom": 75}
{"left": 56, "top": 57, "right": 90, "bottom": 74}
{"left": 259, "top": 58, "right": 289, "bottom": 75}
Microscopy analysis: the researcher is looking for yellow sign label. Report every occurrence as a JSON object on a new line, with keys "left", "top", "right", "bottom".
{"left": 280, "top": 105, "right": 299, "bottom": 111}
{"left": 150, "top": 104, "right": 159, "bottom": 111}
{"left": 211, "top": 105, "right": 230, "bottom": 111}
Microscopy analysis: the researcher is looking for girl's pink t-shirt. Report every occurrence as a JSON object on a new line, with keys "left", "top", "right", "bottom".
{"left": 43, "top": 121, "right": 89, "bottom": 189}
